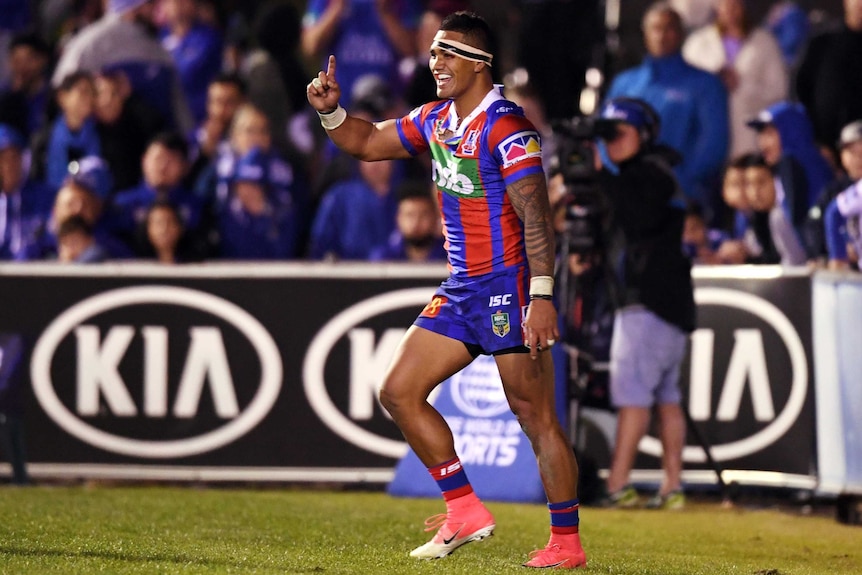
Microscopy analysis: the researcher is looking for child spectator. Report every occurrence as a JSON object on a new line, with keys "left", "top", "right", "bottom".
{"left": 107, "top": 131, "right": 206, "bottom": 256}
{"left": 196, "top": 102, "right": 308, "bottom": 247}
{"left": 807, "top": 120, "right": 862, "bottom": 265}
{"left": 215, "top": 147, "right": 300, "bottom": 259}
{"left": 825, "top": 180, "right": 862, "bottom": 271}
{"left": 682, "top": 202, "right": 729, "bottom": 264}
{"left": 370, "top": 180, "right": 445, "bottom": 262}
{"left": 41, "top": 71, "right": 102, "bottom": 191}
{"left": 746, "top": 101, "right": 834, "bottom": 214}
{"left": 713, "top": 154, "right": 755, "bottom": 264}
{"left": 93, "top": 70, "right": 162, "bottom": 192}
{"left": 56, "top": 214, "right": 107, "bottom": 263}
{"left": 823, "top": 121, "right": 862, "bottom": 270}
{"left": 188, "top": 73, "right": 246, "bottom": 183}
{"left": 139, "top": 200, "right": 189, "bottom": 264}
{"left": 744, "top": 154, "right": 807, "bottom": 265}
{"left": 21, "top": 156, "right": 132, "bottom": 260}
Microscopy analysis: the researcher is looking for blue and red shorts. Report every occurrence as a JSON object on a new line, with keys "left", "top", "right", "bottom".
{"left": 414, "top": 267, "right": 531, "bottom": 356}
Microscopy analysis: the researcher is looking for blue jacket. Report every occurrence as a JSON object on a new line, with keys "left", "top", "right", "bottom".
{"left": 0, "top": 183, "right": 53, "bottom": 260}
{"left": 107, "top": 182, "right": 205, "bottom": 238}
{"left": 160, "top": 22, "right": 223, "bottom": 124}
{"left": 216, "top": 186, "right": 299, "bottom": 260}
{"left": 310, "top": 178, "right": 399, "bottom": 260}
{"left": 606, "top": 53, "right": 729, "bottom": 203}
{"left": 762, "top": 101, "right": 834, "bottom": 208}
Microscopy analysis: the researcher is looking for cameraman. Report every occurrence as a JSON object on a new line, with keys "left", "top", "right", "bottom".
{"left": 584, "top": 98, "right": 696, "bottom": 509}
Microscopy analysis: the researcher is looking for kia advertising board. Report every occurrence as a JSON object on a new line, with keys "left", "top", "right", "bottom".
{"left": 0, "top": 263, "right": 446, "bottom": 482}
{"left": 580, "top": 267, "right": 817, "bottom": 489}
{"left": 0, "top": 264, "right": 817, "bottom": 488}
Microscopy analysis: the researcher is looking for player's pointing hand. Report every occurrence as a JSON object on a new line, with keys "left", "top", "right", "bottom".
{"left": 307, "top": 55, "right": 341, "bottom": 113}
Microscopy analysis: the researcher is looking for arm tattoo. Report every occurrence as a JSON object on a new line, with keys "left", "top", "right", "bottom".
{"left": 507, "top": 173, "right": 556, "bottom": 277}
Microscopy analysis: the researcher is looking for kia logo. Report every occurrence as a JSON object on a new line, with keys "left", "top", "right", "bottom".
{"left": 31, "top": 286, "right": 282, "bottom": 458}
{"left": 639, "top": 287, "right": 808, "bottom": 462}
{"left": 303, "top": 287, "right": 437, "bottom": 458}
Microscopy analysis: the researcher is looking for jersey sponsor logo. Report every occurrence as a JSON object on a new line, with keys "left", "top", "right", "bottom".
{"left": 431, "top": 157, "right": 483, "bottom": 198}
{"left": 498, "top": 131, "right": 542, "bottom": 168}
{"left": 30, "top": 286, "right": 282, "bottom": 459}
{"left": 491, "top": 311, "right": 510, "bottom": 338}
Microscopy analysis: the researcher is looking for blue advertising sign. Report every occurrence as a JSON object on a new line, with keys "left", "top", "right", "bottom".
{"left": 388, "top": 355, "right": 546, "bottom": 503}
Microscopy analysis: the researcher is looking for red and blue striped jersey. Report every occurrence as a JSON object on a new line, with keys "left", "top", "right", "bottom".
{"left": 396, "top": 89, "right": 545, "bottom": 278}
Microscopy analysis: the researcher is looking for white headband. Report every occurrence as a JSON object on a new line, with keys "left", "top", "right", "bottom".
{"left": 431, "top": 32, "right": 493, "bottom": 67}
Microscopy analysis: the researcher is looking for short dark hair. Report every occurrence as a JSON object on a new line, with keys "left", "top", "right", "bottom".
{"left": 148, "top": 131, "right": 189, "bottom": 160}
{"left": 57, "top": 215, "right": 93, "bottom": 240}
{"left": 397, "top": 179, "right": 435, "bottom": 203}
{"left": 146, "top": 199, "right": 183, "bottom": 227}
{"left": 439, "top": 11, "right": 493, "bottom": 54}
{"left": 642, "top": 2, "right": 684, "bottom": 33}
{"left": 57, "top": 70, "right": 94, "bottom": 93}
{"left": 210, "top": 72, "right": 247, "bottom": 96}
{"left": 727, "top": 152, "right": 763, "bottom": 171}
{"left": 9, "top": 31, "right": 50, "bottom": 56}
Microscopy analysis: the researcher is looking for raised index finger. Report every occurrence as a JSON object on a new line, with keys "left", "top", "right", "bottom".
{"left": 325, "top": 55, "right": 337, "bottom": 81}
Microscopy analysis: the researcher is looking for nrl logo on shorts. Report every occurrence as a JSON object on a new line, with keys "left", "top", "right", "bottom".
{"left": 491, "top": 311, "right": 510, "bottom": 338}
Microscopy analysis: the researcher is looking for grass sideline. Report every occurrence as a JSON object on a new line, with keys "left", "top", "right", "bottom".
{"left": 0, "top": 485, "right": 859, "bottom": 574}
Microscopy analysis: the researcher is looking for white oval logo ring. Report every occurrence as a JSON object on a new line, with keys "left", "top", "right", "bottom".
{"left": 303, "top": 287, "right": 437, "bottom": 459}
{"left": 639, "top": 287, "right": 808, "bottom": 462}
{"left": 31, "top": 285, "right": 283, "bottom": 459}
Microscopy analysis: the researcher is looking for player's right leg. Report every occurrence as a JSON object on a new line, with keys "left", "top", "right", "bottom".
{"left": 379, "top": 325, "right": 495, "bottom": 559}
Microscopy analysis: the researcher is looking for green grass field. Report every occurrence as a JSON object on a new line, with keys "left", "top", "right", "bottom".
{"left": 0, "top": 485, "right": 858, "bottom": 574}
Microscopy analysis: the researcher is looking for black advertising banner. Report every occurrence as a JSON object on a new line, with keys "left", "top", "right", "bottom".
{"left": 0, "top": 264, "right": 817, "bottom": 486}
{"left": 0, "top": 263, "right": 447, "bottom": 480}
{"left": 577, "top": 268, "right": 817, "bottom": 487}
{"left": 634, "top": 268, "right": 816, "bottom": 482}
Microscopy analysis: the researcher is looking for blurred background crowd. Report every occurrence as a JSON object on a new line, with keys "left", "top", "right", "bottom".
{"left": 0, "top": 0, "right": 859, "bottom": 269}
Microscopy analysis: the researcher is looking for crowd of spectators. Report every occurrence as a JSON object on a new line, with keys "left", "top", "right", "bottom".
{"left": 0, "top": 0, "right": 859, "bottom": 270}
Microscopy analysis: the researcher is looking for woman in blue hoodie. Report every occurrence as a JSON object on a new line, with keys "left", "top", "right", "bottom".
{"left": 745, "top": 101, "right": 835, "bottom": 255}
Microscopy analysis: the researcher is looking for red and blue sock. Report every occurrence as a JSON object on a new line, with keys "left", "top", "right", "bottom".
{"left": 428, "top": 457, "right": 475, "bottom": 503}
{"left": 549, "top": 498, "right": 580, "bottom": 535}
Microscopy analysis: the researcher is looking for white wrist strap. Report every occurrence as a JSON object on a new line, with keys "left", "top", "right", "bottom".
{"left": 529, "top": 275, "right": 555, "bottom": 296}
{"left": 318, "top": 105, "right": 347, "bottom": 130}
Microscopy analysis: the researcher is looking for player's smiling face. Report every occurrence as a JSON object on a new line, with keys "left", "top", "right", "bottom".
{"left": 429, "top": 31, "right": 479, "bottom": 100}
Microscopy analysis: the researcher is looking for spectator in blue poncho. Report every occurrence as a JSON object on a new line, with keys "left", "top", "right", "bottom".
{"left": 746, "top": 101, "right": 836, "bottom": 257}
{"left": 215, "top": 146, "right": 300, "bottom": 260}
{"left": 746, "top": 101, "right": 835, "bottom": 209}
